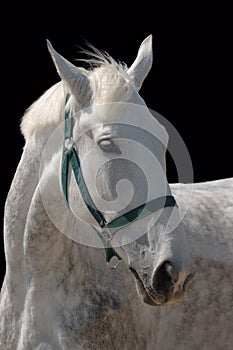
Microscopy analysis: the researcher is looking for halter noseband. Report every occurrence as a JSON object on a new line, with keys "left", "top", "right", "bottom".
{"left": 61, "top": 96, "right": 177, "bottom": 262}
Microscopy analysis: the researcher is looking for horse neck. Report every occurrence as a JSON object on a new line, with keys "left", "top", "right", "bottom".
{"left": 24, "top": 193, "right": 103, "bottom": 286}
{"left": 2, "top": 130, "right": 58, "bottom": 312}
{"left": 4, "top": 131, "right": 50, "bottom": 267}
{"left": 24, "top": 139, "right": 106, "bottom": 284}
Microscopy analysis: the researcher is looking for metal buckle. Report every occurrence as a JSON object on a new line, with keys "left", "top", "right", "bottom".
{"left": 108, "top": 256, "right": 121, "bottom": 270}
{"left": 63, "top": 137, "right": 75, "bottom": 151}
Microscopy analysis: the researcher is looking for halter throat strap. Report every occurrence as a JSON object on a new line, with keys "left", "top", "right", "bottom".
{"left": 61, "top": 96, "right": 177, "bottom": 262}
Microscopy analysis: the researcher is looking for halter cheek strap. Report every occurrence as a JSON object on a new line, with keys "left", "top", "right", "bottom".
{"left": 61, "top": 96, "right": 177, "bottom": 262}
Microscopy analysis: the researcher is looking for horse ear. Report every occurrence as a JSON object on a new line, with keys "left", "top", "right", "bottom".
{"left": 47, "top": 40, "right": 91, "bottom": 107}
{"left": 127, "top": 35, "right": 153, "bottom": 91}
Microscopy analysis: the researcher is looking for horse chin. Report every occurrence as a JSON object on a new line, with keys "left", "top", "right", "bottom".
{"left": 135, "top": 280, "right": 168, "bottom": 307}
{"left": 138, "top": 288, "right": 166, "bottom": 307}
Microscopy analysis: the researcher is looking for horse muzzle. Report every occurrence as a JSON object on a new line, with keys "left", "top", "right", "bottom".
{"left": 129, "top": 261, "right": 196, "bottom": 306}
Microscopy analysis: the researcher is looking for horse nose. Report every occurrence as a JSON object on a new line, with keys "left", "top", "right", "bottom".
{"left": 152, "top": 261, "right": 194, "bottom": 296}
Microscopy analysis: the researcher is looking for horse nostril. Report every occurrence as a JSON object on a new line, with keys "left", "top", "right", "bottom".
{"left": 182, "top": 271, "right": 195, "bottom": 291}
{"left": 152, "top": 261, "right": 176, "bottom": 296}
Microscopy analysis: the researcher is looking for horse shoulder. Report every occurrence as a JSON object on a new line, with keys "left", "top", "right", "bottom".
{"left": 161, "top": 180, "right": 233, "bottom": 349}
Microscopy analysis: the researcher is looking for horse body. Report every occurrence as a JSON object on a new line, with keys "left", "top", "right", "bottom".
{"left": 151, "top": 179, "right": 233, "bottom": 349}
{"left": 1, "top": 36, "right": 232, "bottom": 349}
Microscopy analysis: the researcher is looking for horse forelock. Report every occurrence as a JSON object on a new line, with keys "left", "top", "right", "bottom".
{"left": 78, "top": 44, "right": 134, "bottom": 104}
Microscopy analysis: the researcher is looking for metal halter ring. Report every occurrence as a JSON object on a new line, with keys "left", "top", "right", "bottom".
{"left": 63, "top": 137, "right": 75, "bottom": 151}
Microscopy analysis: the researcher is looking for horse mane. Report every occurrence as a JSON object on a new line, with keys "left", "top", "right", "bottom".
{"left": 21, "top": 82, "right": 67, "bottom": 141}
{"left": 21, "top": 46, "right": 134, "bottom": 141}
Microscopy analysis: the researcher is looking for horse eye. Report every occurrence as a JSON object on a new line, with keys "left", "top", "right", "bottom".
{"left": 99, "top": 139, "right": 113, "bottom": 148}
{"left": 98, "top": 139, "right": 118, "bottom": 152}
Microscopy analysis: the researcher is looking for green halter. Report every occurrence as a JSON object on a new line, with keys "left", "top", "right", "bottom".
{"left": 61, "top": 96, "right": 177, "bottom": 262}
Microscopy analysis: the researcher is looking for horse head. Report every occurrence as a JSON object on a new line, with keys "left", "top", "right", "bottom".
{"left": 47, "top": 35, "right": 195, "bottom": 306}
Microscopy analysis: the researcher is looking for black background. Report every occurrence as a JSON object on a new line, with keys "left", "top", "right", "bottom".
{"left": 1, "top": 3, "right": 232, "bottom": 285}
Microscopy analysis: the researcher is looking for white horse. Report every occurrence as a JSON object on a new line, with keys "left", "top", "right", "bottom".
{"left": 0, "top": 35, "right": 232, "bottom": 349}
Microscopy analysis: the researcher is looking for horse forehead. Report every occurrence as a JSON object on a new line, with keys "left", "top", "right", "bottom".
{"left": 80, "top": 102, "right": 168, "bottom": 146}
